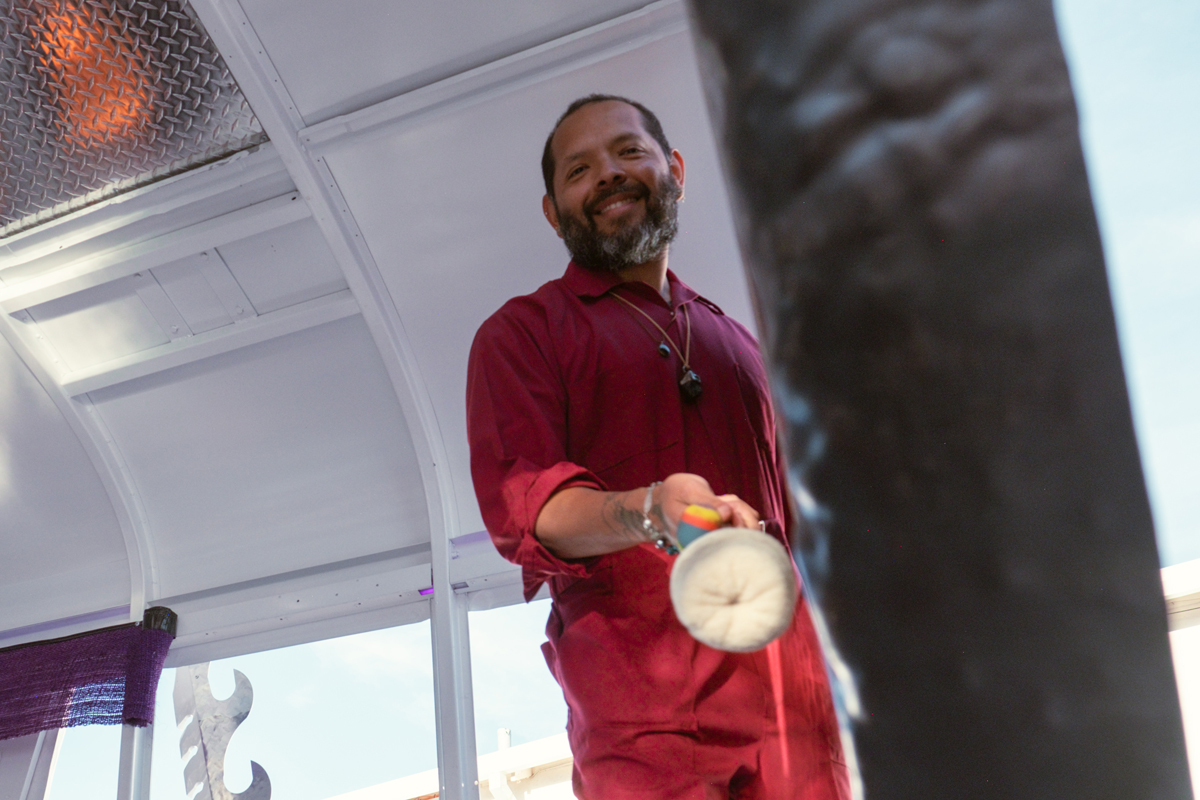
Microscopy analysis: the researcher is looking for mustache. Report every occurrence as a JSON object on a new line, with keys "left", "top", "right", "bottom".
{"left": 556, "top": 172, "right": 679, "bottom": 275}
{"left": 584, "top": 182, "right": 650, "bottom": 220}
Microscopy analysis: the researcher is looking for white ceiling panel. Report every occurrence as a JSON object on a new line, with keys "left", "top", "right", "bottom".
{"left": 318, "top": 31, "right": 753, "bottom": 534}
{"left": 153, "top": 254, "right": 238, "bottom": 334}
{"left": 216, "top": 218, "right": 347, "bottom": 315}
{"left": 238, "top": 0, "right": 653, "bottom": 123}
{"left": 0, "top": 148, "right": 294, "bottom": 287}
{"left": 25, "top": 276, "right": 170, "bottom": 374}
{"left": 0, "top": 337, "right": 129, "bottom": 631}
{"left": 87, "top": 314, "right": 429, "bottom": 598}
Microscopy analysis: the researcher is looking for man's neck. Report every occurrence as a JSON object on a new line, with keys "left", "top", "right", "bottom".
{"left": 618, "top": 256, "right": 670, "bottom": 303}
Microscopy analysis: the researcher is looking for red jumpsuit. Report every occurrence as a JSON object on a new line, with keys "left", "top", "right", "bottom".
{"left": 466, "top": 262, "right": 849, "bottom": 799}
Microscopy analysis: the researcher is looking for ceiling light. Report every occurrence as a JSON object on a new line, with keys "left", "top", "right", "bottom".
{"left": 0, "top": 0, "right": 268, "bottom": 238}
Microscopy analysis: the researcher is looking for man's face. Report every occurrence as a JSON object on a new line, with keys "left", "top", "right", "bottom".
{"left": 543, "top": 101, "right": 684, "bottom": 273}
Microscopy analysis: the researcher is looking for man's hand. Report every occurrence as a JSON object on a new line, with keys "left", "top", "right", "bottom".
{"left": 535, "top": 473, "right": 761, "bottom": 560}
{"left": 651, "top": 473, "right": 760, "bottom": 536}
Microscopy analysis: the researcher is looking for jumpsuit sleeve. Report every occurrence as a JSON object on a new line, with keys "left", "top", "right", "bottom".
{"left": 466, "top": 301, "right": 606, "bottom": 600}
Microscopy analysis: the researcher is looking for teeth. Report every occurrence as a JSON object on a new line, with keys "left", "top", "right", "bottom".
{"left": 600, "top": 198, "right": 636, "bottom": 213}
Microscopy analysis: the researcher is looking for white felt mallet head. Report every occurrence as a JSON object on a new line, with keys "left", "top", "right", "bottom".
{"left": 669, "top": 506, "right": 798, "bottom": 653}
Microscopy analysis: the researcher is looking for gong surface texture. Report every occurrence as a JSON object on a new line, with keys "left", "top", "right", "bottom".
{"left": 686, "top": 0, "right": 1192, "bottom": 796}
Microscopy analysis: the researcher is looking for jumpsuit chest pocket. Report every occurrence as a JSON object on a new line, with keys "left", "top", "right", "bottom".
{"left": 566, "top": 365, "right": 681, "bottom": 483}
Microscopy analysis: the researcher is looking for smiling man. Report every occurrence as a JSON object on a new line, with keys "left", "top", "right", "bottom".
{"left": 466, "top": 95, "right": 849, "bottom": 799}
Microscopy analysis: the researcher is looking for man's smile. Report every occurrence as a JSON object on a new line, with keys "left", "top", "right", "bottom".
{"left": 588, "top": 187, "right": 646, "bottom": 220}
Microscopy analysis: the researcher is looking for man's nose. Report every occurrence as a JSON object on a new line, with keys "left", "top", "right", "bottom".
{"left": 596, "top": 157, "right": 626, "bottom": 187}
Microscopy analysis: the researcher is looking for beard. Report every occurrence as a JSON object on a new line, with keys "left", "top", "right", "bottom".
{"left": 555, "top": 172, "right": 680, "bottom": 274}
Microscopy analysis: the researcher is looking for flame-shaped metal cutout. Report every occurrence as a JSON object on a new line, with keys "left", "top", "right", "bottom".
{"left": 173, "top": 663, "right": 271, "bottom": 800}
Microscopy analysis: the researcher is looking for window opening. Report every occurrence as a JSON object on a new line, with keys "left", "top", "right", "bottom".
{"left": 42, "top": 723, "right": 120, "bottom": 800}
{"left": 469, "top": 598, "right": 572, "bottom": 799}
{"left": 149, "top": 620, "right": 436, "bottom": 800}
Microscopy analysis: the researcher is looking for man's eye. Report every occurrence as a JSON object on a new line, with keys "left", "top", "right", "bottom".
{"left": 622, "top": 147, "right": 643, "bottom": 156}
{"left": 567, "top": 166, "right": 586, "bottom": 179}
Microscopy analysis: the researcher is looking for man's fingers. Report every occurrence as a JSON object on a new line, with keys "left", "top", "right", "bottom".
{"left": 717, "top": 494, "right": 760, "bottom": 529}
{"left": 660, "top": 474, "right": 762, "bottom": 530}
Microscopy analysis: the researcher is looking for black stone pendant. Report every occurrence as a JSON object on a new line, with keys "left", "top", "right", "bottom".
{"left": 658, "top": 343, "right": 671, "bottom": 358}
{"left": 679, "top": 369, "right": 703, "bottom": 402}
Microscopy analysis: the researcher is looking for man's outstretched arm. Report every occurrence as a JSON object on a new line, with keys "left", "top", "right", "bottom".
{"left": 535, "top": 472, "right": 762, "bottom": 559}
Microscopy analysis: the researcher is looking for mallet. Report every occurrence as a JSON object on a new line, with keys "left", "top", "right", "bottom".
{"left": 669, "top": 505, "right": 799, "bottom": 652}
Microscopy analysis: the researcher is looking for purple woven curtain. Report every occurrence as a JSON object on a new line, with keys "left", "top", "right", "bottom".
{"left": 0, "top": 621, "right": 174, "bottom": 741}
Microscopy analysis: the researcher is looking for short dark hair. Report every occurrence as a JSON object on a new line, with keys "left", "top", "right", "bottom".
{"left": 541, "top": 94, "right": 672, "bottom": 199}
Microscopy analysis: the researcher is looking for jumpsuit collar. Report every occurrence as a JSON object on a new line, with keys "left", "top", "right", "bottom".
{"left": 562, "top": 260, "right": 699, "bottom": 311}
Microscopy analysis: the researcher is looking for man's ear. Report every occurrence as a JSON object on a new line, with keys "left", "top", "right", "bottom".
{"left": 542, "top": 194, "right": 563, "bottom": 239}
{"left": 670, "top": 149, "right": 686, "bottom": 202}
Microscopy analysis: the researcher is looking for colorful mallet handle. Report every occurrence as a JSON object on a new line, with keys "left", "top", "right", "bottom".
{"left": 676, "top": 504, "right": 724, "bottom": 548}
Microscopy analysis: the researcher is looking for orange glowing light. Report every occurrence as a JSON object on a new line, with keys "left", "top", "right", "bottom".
{"left": 36, "top": 4, "right": 154, "bottom": 144}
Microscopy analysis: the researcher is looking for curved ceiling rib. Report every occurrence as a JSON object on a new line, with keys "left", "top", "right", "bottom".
{"left": 0, "top": 317, "right": 154, "bottom": 631}
{"left": 180, "top": 6, "right": 494, "bottom": 796}
{"left": 183, "top": 0, "right": 691, "bottom": 561}
{"left": 184, "top": 8, "right": 480, "bottom": 794}
{"left": 185, "top": 0, "right": 461, "bottom": 555}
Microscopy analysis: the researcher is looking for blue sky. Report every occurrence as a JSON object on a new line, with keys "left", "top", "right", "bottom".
{"left": 1054, "top": 0, "right": 1200, "bottom": 565}
{"left": 42, "top": 1, "right": 1199, "bottom": 798}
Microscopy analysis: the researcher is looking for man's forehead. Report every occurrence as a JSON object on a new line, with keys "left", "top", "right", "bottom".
{"left": 552, "top": 101, "right": 651, "bottom": 162}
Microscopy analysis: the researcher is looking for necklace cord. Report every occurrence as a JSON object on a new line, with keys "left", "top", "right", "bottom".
{"left": 611, "top": 292, "right": 692, "bottom": 370}
{"left": 682, "top": 303, "right": 691, "bottom": 366}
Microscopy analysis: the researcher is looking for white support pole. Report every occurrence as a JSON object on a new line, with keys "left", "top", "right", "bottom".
{"left": 1, "top": 730, "right": 61, "bottom": 800}
{"left": 24, "top": 729, "right": 62, "bottom": 800}
{"left": 430, "top": 577, "right": 480, "bottom": 800}
{"left": 115, "top": 724, "right": 153, "bottom": 800}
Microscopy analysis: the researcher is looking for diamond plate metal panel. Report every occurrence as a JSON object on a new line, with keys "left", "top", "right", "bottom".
{"left": 0, "top": 0, "right": 269, "bottom": 238}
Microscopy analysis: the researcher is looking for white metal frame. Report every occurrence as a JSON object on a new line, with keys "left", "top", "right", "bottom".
{"left": 0, "top": 145, "right": 299, "bottom": 653}
{"left": 158, "top": 2, "right": 688, "bottom": 795}
{"left": 115, "top": 725, "right": 152, "bottom": 800}
{"left": 179, "top": 0, "right": 485, "bottom": 793}
{"left": 0, "top": 192, "right": 308, "bottom": 314}
{"left": 298, "top": 0, "right": 687, "bottom": 155}
{"left": 0, "top": 2, "right": 689, "bottom": 799}
{"left": 0, "top": 145, "right": 290, "bottom": 275}
{"left": 0, "top": 0, "right": 1195, "bottom": 797}
{"left": 0, "top": 730, "right": 61, "bottom": 800}
{"left": 0, "top": 306, "right": 154, "bottom": 629}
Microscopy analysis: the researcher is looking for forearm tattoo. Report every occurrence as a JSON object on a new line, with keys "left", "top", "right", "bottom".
{"left": 604, "top": 489, "right": 651, "bottom": 544}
